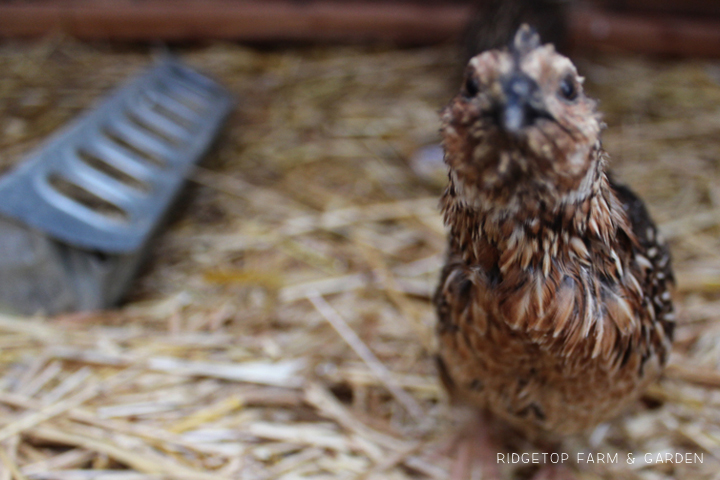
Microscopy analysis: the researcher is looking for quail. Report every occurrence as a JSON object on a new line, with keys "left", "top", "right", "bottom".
{"left": 434, "top": 25, "right": 675, "bottom": 477}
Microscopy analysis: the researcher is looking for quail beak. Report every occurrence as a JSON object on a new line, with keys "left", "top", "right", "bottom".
{"left": 500, "top": 72, "right": 550, "bottom": 134}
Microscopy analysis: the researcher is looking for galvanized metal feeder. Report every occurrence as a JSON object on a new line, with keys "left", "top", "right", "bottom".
{"left": 0, "top": 58, "right": 233, "bottom": 315}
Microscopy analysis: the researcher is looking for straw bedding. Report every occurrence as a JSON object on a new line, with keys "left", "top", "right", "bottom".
{"left": 0, "top": 37, "right": 720, "bottom": 479}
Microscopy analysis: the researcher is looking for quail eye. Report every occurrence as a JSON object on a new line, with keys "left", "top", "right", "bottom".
{"left": 464, "top": 75, "right": 480, "bottom": 98}
{"left": 559, "top": 74, "right": 578, "bottom": 101}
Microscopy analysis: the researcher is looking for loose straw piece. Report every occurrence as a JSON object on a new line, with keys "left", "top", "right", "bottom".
{"left": 0, "top": 446, "right": 29, "bottom": 480}
{"left": 167, "top": 395, "right": 243, "bottom": 433}
{"left": 21, "top": 449, "right": 95, "bottom": 476}
{"left": 0, "top": 387, "right": 98, "bottom": 443}
{"left": 27, "top": 426, "right": 229, "bottom": 480}
{"left": 307, "top": 290, "right": 425, "bottom": 422}
{"left": 0, "top": 368, "right": 139, "bottom": 443}
{"left": 665, "top": 364, "right": 720, "bottom": 389}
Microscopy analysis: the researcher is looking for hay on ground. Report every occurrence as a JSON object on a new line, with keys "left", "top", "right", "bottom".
{"left": 0, "top": 37, "right": 719, "bottom": 479}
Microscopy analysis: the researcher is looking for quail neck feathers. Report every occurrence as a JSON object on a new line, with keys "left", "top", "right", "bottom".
{"left": 435, "top": 26, "right": 675, "bottom": 437}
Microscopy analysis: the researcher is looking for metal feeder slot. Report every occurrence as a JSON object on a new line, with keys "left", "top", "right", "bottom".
{"left": 101, "top": 124, "right": 173, "bottom": 167}
{"left": 42, "top": 172, "right": 130, "bottom": 225}
{"left": 124, "top": 109, "right": 186, "bottom": 146}
{"left": 74, "top": 147, "right": 153, "bottom": 193}
{"left": 157, "top": 80, "right": 210, "bottom": 114}
{"left": 98, "top": 126, "right": 169, "bottom": 168}
{"left": 127, "top": 102, "right": 191, "bottom": 139}
{"left": 142, "top": 88, "right": 200, "bottom": 126}
{"left": 89, "top": 141, "right": 161, "bottom": 183}
{"left": 61, "top": 150, "right": 146, "bottom": 202}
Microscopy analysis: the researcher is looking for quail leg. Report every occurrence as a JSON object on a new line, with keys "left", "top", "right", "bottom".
{"left": 525, "top": 440, "right": 578, "bottom": 480}
{"left": 449, "top": 412, "right": 502, "bottom": 480}
{"left": 529, "top": 464, "right": 577, "bottom": 480}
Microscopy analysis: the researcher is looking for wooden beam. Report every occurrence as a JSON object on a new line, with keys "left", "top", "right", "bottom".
{"left": 1, "top": 0, "right": 720, "bottom": 57}
{"left": 0, "top": 0, "right": 473, "bottom": 44}
{"left": 569, "top": 4, "right": 720, "bottom": 57}
{"left": 599, "top": 0, "right": 720, "bottom": 16}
